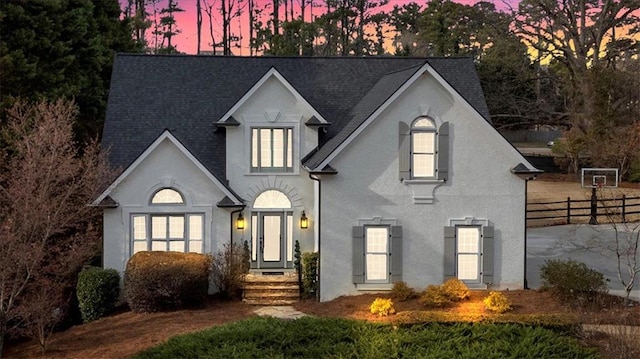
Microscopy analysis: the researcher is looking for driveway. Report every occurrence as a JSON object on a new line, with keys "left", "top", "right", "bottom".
{"left": 527, "top": 224, "right": 640, "bottom": 301}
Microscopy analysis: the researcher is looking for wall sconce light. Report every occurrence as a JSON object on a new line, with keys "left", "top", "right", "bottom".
{"left": 300, "top": 210, "right": 308, "bottom": 229}
{"left": 236, "top": 212, "right": 245, "bottom": 230}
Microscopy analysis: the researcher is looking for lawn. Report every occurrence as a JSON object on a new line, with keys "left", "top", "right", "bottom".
{"left": 5, "top": 289, "right": 639, "bottom": 358}
{"left": 133, "top": 316, "right": 596, "bottom": 359}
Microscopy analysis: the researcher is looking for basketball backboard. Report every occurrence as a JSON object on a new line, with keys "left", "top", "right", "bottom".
{"left": 581, "top": 168, "right": 619, "bottom": 188}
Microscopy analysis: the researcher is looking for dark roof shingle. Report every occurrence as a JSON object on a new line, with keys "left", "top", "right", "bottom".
{"left": 103, "top": 55, "right": 490, "bottom": 178}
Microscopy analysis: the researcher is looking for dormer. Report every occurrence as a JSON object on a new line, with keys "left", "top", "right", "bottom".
{"left": 218, "top": 67, "right": 329, "bottom": 177}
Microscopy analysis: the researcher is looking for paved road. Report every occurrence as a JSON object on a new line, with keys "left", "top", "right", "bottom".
{"left": 528, "top": 224, "right": 640, "bottom": 301}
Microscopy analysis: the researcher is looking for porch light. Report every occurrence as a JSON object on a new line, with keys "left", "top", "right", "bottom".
{"left": 300, "top": 210, "right": 308, "bottom": 229}
{"left": 236, "top": 212, "right": 245, "bottom": 230}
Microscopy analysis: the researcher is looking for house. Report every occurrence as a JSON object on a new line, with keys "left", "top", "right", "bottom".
{"left": 94, "top": 55, "right": 541, "bottom": 302}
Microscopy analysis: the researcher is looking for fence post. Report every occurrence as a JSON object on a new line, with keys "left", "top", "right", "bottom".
{"left": 567, "top": 197, "right": 571, "bottom": 224}
{"left": 622, "top": 194, "right": 626, "bottom": 223}
{"left": 589, "top": 188, "right": 598, "bottom": 225}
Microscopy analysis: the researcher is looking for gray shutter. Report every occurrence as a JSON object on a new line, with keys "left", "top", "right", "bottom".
{"left": 437, "top": 122, "right": 449, "bottom": 181}
{"left": 482, "top": 226, "right": 494, "bottom": 284}
{"left": 443, "top": 226, "right": 456, "bottom": 280}
{"left": 352, "top": 226, "right": 365, "bottom": 284}
{"left": 399, "top": 121, "right": 411, "bottom": 181}
{"left": 390, "top": 226, "right": 403, "bottom": 283}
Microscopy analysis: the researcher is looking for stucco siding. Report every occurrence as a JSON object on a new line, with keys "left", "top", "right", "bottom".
{"left": 224, "top": 75, "right": 319, "bottom": 257}
{"left": 103, "top": 138, "right": 231, "bottom": 275}
{"left": 319, "top": 73, "right": 526, "bottom": 301}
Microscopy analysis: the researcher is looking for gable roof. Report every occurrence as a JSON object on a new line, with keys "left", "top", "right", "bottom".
{"left": 103, "top": 55, "right": 491, "bottom": 181}
{"left": 94, "top": 130, "right": 243, "bottom": 206}
{"left": 217, "top": 67, "right": 329, "bottom": 125}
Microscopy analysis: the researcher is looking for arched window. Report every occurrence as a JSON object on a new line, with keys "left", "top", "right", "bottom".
{"left": 253, "top": 189, "right": 292, "bottom": 209}
{"left": 151, "top": 188, "right": 184, "bottom": 204}
{"left": 132, "top": 188, "right": 203, "bottom": 256}
{"left": 411, "top": 117, "right": 437, "bottom": 178}
{"left": 399, "top": 118, "right": 449, "bottom": 182}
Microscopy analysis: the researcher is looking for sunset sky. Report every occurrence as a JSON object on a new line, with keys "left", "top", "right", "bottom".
{"left": 121, "top": 0, "right": 517, "bottom": 54}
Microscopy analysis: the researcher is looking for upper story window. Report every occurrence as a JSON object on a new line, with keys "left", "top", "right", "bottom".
{"left": 151, "top": 188, "right": 184, "bottom": 204}
{"left": 251, "top": 128, "right": 293, "bottom": 172}
{"left": 399, "top": 118, "right": 449, "bottom": 182}
{"left": 411, "top": 118, "right": 437, "bottom": 178}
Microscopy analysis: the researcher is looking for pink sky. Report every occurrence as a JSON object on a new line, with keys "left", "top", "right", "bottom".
{"left": 124, "top": 0, "right": 516, "bottom": 54}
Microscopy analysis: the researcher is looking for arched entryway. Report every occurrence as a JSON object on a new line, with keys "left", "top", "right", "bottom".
{"left": 251, "top": 190, "right": 293, "bottom": 269}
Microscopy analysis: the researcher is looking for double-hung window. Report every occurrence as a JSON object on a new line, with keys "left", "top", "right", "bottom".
{"left": 399, "top": 117, "right": 449, "bottom": 182}
{"left": 411, "top": 118, "right": 437, "bottom": 178}
{"left": 251, "top": 128, "right": 293, "bottom": 172}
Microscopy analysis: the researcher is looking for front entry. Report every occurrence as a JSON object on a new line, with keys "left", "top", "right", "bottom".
{"left": 260, "top": 213, "right": 284, "bottom": 268}
{"left": 250, "top": 190, "right": 295, "bottom": 270}
{"left": 251, "top": 212, "right": 293, "bottom": 269}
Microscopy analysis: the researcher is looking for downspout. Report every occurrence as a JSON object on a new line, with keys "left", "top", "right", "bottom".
{"left": 309, "top": 173, "right": 321, "bottom": 302}
{"left": 524, "top": 179, "right": 529, "bottom": 289}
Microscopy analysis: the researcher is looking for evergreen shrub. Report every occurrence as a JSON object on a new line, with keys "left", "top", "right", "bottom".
{"left": 124, "top": 251, "right": 212, "bottom": 312}
{"left": 77, "top": 266, "right": 120, "bottom": 323}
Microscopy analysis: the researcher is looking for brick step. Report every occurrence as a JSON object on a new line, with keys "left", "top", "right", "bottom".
{"left": 244, "top": 282, "right": 299, "bottom": 289}
{"left": 244, "top": 274, "right": 299, "bottom": 283}
{"left": 244, "top": 285, "right": 300, "bottom": 292}
{"left": 244, "top": 298, "right": 299, "bottom": 306}
{"left": 244, "top": 290, "right": 300, "bottom": 298}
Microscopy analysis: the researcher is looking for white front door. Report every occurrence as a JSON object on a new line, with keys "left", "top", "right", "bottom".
{"left": 260, "top": 213, "right": 283, "bottom": 267}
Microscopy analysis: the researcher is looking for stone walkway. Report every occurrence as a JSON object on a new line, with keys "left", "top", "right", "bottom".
{"left": 253, "top": 306, "right": 308, "bottom": 319}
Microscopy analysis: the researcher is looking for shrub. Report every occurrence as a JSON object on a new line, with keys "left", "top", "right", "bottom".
{"left": 211, "top": 241, "right": 250, "bottom": 300}
{"left": 369, "top": 298, "right": 395, "bottom": 317}
{"left": 124, "top": 251, "right": 212, "bottom": 312}
{"left": 77, "top": 267, "right": 120, "bottom": 323}
{"left": 483, "top": 291, "right": 512, "bottom": 314}
{"left": 391, "top": 281, "right": 417, "bottom": 301}
{"left": 540, "top": 259, "right": 608, "bottom": 305}
{"left": 302, "top": 252, "right": 318, "bottom": 297}
{"left": 419, "top": 285, "right": 453, "bottom": 308}
{"left": 441, "top": 278, "right": 470, "bottom": 300}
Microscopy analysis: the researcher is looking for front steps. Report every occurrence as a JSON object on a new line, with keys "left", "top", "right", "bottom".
{"left": 243, "top": 272, "right": 301, "bottom": 305}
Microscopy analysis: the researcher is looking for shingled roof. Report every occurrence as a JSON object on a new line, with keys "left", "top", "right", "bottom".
{"left": 103, "top": 55, "right": 490, "bottom": 179}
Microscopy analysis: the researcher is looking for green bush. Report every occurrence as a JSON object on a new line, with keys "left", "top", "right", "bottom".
{"left": 133, "top": 317, "right": 597, "bottom": 359}
{"left": 76, "top": 267, "right": 120, "bottom": 323}
{"left": 441, "top": 278, "right": 470, "bottom": 300}
{"left": 211, "top": 242, "right": 250, "bottom": 300}
{"left": 483, "top": 291, "right": 512, "bottom": 314}
{"left": 540, "top": 259, "right": 608, "bottom": 305}
{"left": 419, "top": 285, "right": 453, "bottom": 308}
{"left": 302, "top": 252, "right": 318, "bottom": 297}
{"left": 391, "top": 281, "right": 416, "bottom": 301}
{"left": 124, "top": 251, "right": 212, "bottom": 313}
{"left": 370, "top": 298, "right": 396, "bottom": 317}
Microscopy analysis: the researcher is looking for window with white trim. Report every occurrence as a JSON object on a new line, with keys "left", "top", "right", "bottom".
{"left": 411, "top": 117, "right": 436, "bottom": 178}
{"left": 131, "top": 188, "right": 204, "bottom": 255}
{"left": 251, "top": 128, "right": 293, "bottom": 172}
{"left": 131, "top": 214, "right": 204, "bottom": 255}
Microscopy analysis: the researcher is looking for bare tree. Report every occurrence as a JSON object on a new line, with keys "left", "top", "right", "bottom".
{"left": 599, "top": 192, "right": 640, "bottom": 304}
{"left": 0, "top": 100, "right": 113, "bottom": 356}
{"left": 197, "top": 0, "right": 202, "bottom": 54}
{"left": 203, "top": 0, "right": 218, "bottom": 54}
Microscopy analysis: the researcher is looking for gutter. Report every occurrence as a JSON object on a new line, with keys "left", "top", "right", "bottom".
{"left": 308, "top": 173, "right": 321, "bottom": 302}
{"left": 510, "top": 163, "right": 543, "bottom": 290}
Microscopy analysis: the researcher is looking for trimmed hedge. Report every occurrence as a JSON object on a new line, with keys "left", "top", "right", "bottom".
{"left": 77, "top": 266, "right": 121, "bottom": 323}
{"left": 124, "top": 251, "right": 212, "bottom": 313}
{"left": 394, "top": 311, "right": 581, "bottom": 332}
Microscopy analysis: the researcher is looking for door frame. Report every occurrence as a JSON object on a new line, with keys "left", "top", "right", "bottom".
{"left": 251, "top": 210, "right": 293, "bottom": 269}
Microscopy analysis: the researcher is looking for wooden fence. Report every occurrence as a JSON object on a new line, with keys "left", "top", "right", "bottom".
{"left": 527, "top": 194, "right": 640, "bottom": 227}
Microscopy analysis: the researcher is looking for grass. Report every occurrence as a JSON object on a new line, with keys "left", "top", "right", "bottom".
{"left": 133, "top": 316, "right": 597, "bottom": 359}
